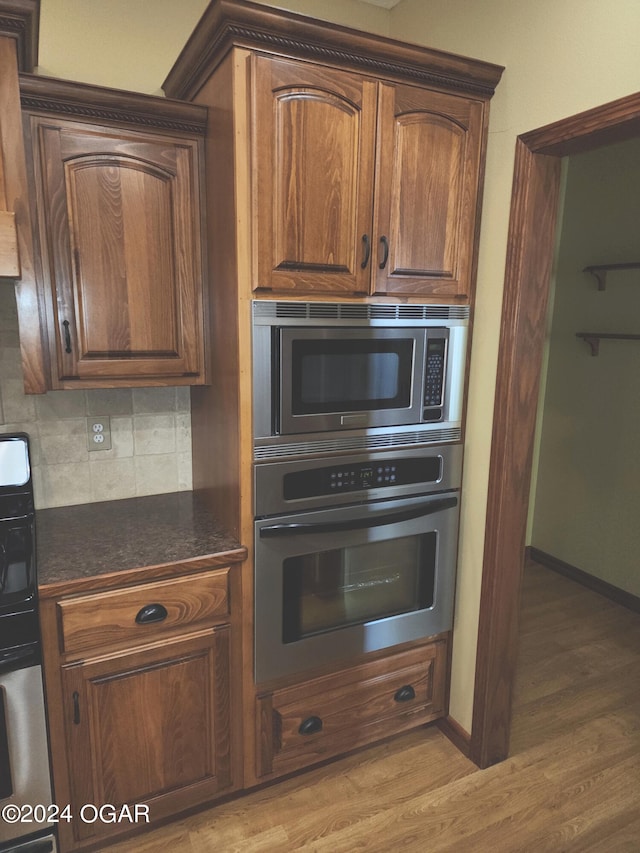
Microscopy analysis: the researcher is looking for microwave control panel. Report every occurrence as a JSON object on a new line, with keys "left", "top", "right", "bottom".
{"left": 423, "top": 335, "right": 447, "bottom": 420}
{"left": 283, "top": 456, "right": 442, "bottom": 500}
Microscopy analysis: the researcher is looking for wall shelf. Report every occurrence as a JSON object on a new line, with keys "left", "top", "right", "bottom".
{"left": 583, "top": 262, "right": 640, "bottom": 290}
{"left": 576, "top": 332, "right": 640, "bottom": 356}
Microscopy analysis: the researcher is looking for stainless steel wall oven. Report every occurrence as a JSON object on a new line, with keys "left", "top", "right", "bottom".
{"left": 254, "top": 444, "right": 462, "bottom": 683}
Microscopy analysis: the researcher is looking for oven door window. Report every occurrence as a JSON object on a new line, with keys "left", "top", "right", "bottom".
{"left": 291, "top": 338, "right": 414, "bottom": 415}
{"left": 282, "top": 533, "right": 436, "bottom": 643}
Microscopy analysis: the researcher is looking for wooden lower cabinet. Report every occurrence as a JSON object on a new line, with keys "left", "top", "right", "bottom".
{"left": 63, "top": 628, "right": 231, "bottom": 845}
{"left": 39, "top": 565, "right": 239, "bottom": 852}
{"left": 256, "top": 639, "right": 448, "bottom": 779}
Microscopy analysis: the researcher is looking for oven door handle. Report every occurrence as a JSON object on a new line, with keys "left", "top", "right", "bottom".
{"left": 0, "top": 645, "right": 39, "bottom": 675}
{"left": 259, "top": 496, "right": 458, "bottom": 538}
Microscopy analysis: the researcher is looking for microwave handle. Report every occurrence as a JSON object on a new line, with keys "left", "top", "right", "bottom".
{"left": 259, "top": 496, "right": 457, "bottom": 538}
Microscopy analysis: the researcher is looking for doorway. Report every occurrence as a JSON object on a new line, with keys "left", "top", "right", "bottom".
{"left": 469, "top": 90, "right": 640, "bottom": 769}
{"left": 529, "top": 136, "right": 640, "bottom": 595}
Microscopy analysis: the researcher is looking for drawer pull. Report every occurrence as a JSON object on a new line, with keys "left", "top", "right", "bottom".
{"left": 135, "top": 603, "right": 168, "bottom": 625}
{"left": 394, "top": 685, "right": 416, "bottom": 703}
{"left": 298, "top": 715, "right": 323, "bottom": 736}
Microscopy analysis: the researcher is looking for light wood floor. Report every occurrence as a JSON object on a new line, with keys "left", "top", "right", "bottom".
{"left": 109, "top": 564, "right": 640, "bottom": 852}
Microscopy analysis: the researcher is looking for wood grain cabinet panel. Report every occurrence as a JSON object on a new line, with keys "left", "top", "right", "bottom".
{"left": 253, "top": 55, "right": 377, "bottom": 295}
{"left": 252, "top": 55, "right": 485, "bottom": 300}
{"left": 0, "top": 4, "right": 47, "bottom": 392}
{"left": 29, "top": 118, "right": 205, "bottom": 385}
{"left": 256, "top": 640, "right": 447, "bottom": 779}
{"left": 39, "top": 560, "right": 243, "bottom": 852}
{"left": 58, "top": 568, "right": 230, "bottom": 655}
{"left": 0, "top": 17, "right": 31, "bottom": 278}
{"left": 18, "top": 74, "right": 209, "bottom": 391}
{"left": 373, "top": 83, "right": 484, "bottom": 298}
{"left": 62, "top": 627, "right": 232, "bottom": 845}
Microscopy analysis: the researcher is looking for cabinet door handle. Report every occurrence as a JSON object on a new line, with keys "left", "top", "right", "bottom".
{"left": 62, "top": 320, "right": 72, "bottom": 354}
{"left": 72, "top": 691, "right": 80, "bottom": 725}
{"left": 379, "top": 235, "right": 390, "bottom": 270}
{"left": 394, "top": 685, "right": 416, "bottom": 703}
{"left": 361, "top": 234, "right": 371, "bottom": 269}
{"left": 298, "top": 715, "right": 323, "bottom": 736}
{"left": 135, "top": 603, "right": 168, "bottom": 624}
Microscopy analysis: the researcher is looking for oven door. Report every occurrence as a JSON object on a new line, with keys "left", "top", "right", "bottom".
{"left": 254, "top": 491, "right": 459, "bottom": 683}
{"left": 0, "top": 657, "right": 54, "bottom": 847}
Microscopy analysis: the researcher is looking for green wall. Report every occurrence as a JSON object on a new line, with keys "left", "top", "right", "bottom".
{"left": 532, "top": 138, "right": 640, "bottom": 597}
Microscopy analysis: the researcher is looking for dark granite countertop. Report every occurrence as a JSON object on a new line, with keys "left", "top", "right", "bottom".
{"left": 36, "top": 492, "right": 246, "bottom": 596}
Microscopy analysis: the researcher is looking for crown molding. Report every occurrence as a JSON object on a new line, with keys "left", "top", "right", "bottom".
{"left": 19, "top": 73, "right": 208, "bottom": 135}
{"left": 0, "top": 0, "right": 39, "bottom": 71}
{"left": 163, "top": 0, "right": 503, "bottom": 101}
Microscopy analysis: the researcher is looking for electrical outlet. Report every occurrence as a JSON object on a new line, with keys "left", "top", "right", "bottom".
{"left": 87, "top": 417, "right": 112, "bottom": 451}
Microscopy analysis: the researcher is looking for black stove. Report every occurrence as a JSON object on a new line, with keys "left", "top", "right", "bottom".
{"left": 0, "top": 434, "right": 38, "bottom": 668}
{"left": 0, "top": 433, "right": 56, "bottom": 853}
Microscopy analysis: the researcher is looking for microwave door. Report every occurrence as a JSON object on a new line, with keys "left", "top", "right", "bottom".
{"left": 278, "top": 327, "right": 425, "bottom": 435}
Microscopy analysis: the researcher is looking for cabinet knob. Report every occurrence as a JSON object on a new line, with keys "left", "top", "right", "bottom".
{"left": 298, "top": 715, "right": 323, "bottom": 736}
{"left": 135, "top": 603, "right": 168, "bottom": 624}
{"left": 393, "top": 685, "right": 416, "bottom": 703}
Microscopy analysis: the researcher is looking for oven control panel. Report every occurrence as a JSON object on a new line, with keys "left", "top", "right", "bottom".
{"left": 283, "top": 456, "right": 442, "bottom": 501}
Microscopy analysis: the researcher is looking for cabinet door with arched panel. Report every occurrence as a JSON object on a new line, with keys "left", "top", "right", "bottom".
{"left": 252, "top": 55, "right": 377, "bottom": 295}
{"left": 26, "top": 103, "right": 206, "bottom": 388}
{"left": 372, "top": 82, "right": 485, "bottom": 300}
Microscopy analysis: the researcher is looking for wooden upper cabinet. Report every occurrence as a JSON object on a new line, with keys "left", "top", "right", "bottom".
{"left": 253, "top": 55, "right": 377, "bottom": 295}
{"left": 21, "top": 77, "right": 208, "bottom": 389}
{"left": 0, "top": 0, "right": 39, "bottom": 279}
{"left": 163, "top": 0, "right": 503, "bottom": 304}
{"left": 252, "top": 56, "right": 485, "bottom": 300}
{"left": 373, "top": 83, "right": 484, "bottom": 298}
{"left": 0, "top": 37, "right": 21, "bottom": 278}
{"left": 0, "top": 2, "right": 48, "bottom": 393}
{"left": 34, "top": 120, "right": 204, "bottom": 383}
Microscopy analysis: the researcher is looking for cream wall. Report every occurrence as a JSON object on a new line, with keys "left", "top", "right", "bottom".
{"left": 22, "top": 0, "right": 640, "bottom": 730}
{"left": 389, "top": 0, "right": 640, "bottom": 731}
{"left": 37, "top": 0, "right": 390, "bottom": 94}
{"left": 531, "top": 138, "right": 640, "bottom": 597}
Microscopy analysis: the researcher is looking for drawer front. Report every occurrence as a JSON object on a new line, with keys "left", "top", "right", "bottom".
{"left": 257, "top": 640, "right": 446, "bottom": 778}
{"left": 58, "top": 568, "right": 229, "bottom": 655}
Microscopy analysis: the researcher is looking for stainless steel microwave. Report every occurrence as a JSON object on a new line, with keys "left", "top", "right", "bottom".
{"left": 252, "top": 301, "right": 469, "bottom": 459}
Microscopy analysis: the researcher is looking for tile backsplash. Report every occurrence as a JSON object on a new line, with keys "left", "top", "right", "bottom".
{"left": 0, "top": 285, "right": 192, "bottom": 509}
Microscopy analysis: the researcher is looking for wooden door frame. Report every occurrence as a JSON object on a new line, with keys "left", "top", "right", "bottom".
{"left": 469, "top": 91, "right": 640, "bottom": 769}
